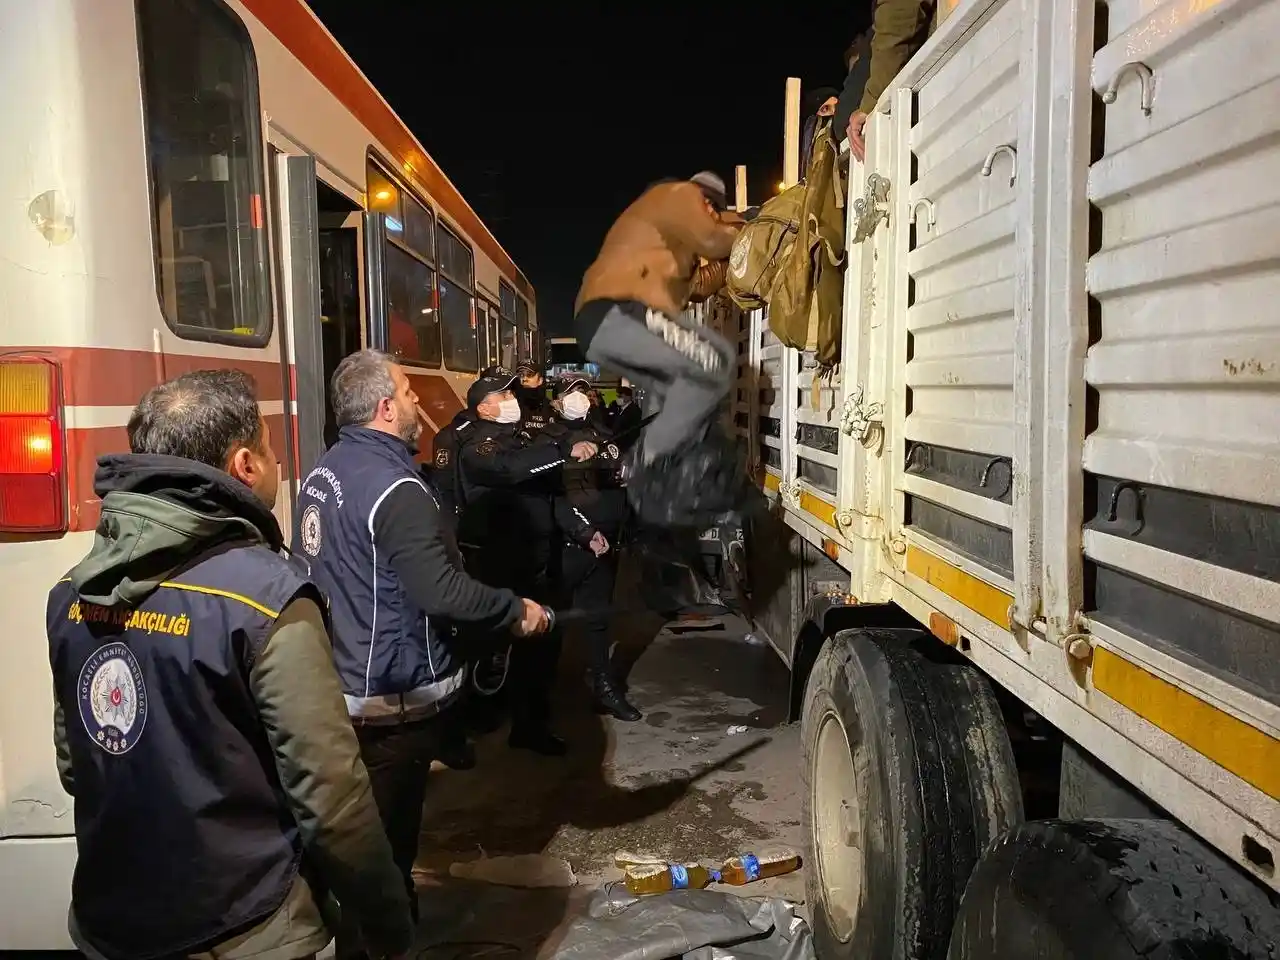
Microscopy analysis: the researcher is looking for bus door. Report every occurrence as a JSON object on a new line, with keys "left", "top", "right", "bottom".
{"left": 274, "top": 154, "right": 370, "bottom": 524}
{"left": 480, "top": 299, "right": 502, "bottom": 367}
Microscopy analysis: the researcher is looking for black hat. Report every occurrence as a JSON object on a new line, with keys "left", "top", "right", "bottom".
{"left": 553, "top": 376, "right": 591, "bottom": 399}
{"left": 516, "top": 361, "right": 540, "bottom": 377}
{"left": 467, "top": 366, "right": 517, "bottom": 408}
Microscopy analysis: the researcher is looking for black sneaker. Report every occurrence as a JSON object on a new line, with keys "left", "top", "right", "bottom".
{"left": 436, "top": 732, "right": 477, "bottom": 771}
{"left": 508, "top": 727, "right": 568, "bottom": 757}
{"left": 471, "top": 645, "right": 511, "bottom": 697}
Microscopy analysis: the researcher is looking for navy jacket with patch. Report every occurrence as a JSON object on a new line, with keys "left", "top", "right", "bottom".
{"left": 293, "top": 426, "right": 465, "bottom": 722}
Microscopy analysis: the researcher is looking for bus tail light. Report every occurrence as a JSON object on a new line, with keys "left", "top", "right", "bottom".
{"left": 0, "top": 358, "right": 68, "bottom": 534}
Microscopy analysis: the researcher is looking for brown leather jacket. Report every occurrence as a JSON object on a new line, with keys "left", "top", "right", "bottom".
{"left": 576, "top": 182, "right": 742, "bottom": 317}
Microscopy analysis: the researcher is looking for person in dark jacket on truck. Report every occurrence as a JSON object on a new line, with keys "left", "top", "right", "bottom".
{"left": 845, "top": 0, "right": 941, "bottom": 161}
{"left": 47, "top": 369, "right": 412, "bottom": 960}
{"left": 291, "top": 350, "right": 550, "bottom": 952}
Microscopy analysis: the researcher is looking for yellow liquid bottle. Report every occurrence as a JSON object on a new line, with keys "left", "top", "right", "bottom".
{"left": 718, "top": 847, "right": 802, "bottom": 886}
{"left": 624, "top": 862, "right": 718, "bottom": 896}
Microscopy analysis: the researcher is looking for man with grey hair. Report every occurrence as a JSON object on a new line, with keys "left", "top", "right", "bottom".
{"left": 292, "top": 350, "right": 548, "bottom": 946}
{"left": 47, "top": 369, "right": 412, "bottom": 960}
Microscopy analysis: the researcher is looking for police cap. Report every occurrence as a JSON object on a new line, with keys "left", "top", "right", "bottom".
{"left": 467, "top": 366, "right": 517, "bottom": 408}
{"left": 553, "top": 376, "right": 591, "bottom": 399}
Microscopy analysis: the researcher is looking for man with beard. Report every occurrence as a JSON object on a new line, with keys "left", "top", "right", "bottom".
{"left": 46, "top": 369, "right": 413, "bottom": 960}
{"left": 292, "top": 351, "right": 549, "bottom": 951}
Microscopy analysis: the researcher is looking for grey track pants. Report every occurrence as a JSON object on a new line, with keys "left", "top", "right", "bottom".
{"left": 580, "top": 301, "right": 734, "bottom": 460}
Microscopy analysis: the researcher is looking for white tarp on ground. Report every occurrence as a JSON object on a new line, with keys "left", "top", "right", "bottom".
{"left": 551, "top": 887, "right": 814, "bottom": 960}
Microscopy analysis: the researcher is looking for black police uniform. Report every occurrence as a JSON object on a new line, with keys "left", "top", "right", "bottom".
{"left": 423, "top": 407, "right": 475, "bottom": 527}
{"left": 544, "top": 393, "right": 640, "bottom": 722}
{"left": 456, "top": 378, "right": 572, "bottom": 754}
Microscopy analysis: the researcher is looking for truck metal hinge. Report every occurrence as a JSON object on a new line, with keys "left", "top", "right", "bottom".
{"left": 851, "top": 173, "right": 891, "bottom": 244}
{"left": 840, "top": 383, "right": 883, "bottom": 446}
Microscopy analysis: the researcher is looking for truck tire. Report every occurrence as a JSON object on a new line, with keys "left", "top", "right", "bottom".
{"left": 802, "top": 628, "right": 1024, "bottom": 960}
{"left": 947, "top": 819, "right": 1280, "bottom": 959}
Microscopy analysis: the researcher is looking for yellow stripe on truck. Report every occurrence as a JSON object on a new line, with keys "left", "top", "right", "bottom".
{"left": 905, "top": 545, "right": 1013, "bottom": 629}
{"left": 799, "top": 490, "right": 837, "bottom": 528}
{"left": 1093, "top": 647, "right": 1280, "bottom": 801}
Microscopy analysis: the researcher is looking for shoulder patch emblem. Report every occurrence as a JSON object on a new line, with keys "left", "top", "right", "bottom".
{"left": 78, "top": 642, "right": 147, "bottom": 755}
{"left": 300, "top": 504, "right": 323, "bottom": 557}
{"left": 607, "top": 443, "right": 619, "bottom": 460}
{"left": 434, "top": 448, "right": 450, "bottom": 467}
{"left": 477, "top": 438, "right": 497, "bottom": 457}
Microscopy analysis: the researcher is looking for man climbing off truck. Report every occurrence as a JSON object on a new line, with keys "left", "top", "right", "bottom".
{"left": 573, "top": 172, "right": 746, "bottom": 530}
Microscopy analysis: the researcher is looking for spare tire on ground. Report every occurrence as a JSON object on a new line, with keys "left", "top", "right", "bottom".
{"left": 947, "top": 818, "right": 1280, "bottom": 959}
{"left": 801, "top": 628, "right": 1024, "bottom": 960}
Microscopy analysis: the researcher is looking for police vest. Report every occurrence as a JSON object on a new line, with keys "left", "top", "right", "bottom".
{"left": 293, "top": 425, "right": 463, "bottom": 723}
{"left": 46, "top": 546, "right": 315, "bottom": 960}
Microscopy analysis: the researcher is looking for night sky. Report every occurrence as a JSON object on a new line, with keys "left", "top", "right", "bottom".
{"left": 306, "top": 1, "right": 871, "bottom": 335}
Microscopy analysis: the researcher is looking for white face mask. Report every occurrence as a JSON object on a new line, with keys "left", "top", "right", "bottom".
{"left": 561, "top": 392, "right": 591, "bottom": 421}
{"left": 495, "top": 397, "right": 522, "bottom": 424}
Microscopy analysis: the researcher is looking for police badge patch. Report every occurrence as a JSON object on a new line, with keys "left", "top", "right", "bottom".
{"left": 606, "top": 443, "right": 619, "bottom": 460}
{"left": 300, "top": 504, "right": 323, "bottom": 557}
{"left": 79, "top": 642, "right": 147, "bottom": 755}
{"left": 435, "top": 448, "right": 450, "bottom": 467}
{"left": 477, "top": 438, "right": 497, "bottom": 457}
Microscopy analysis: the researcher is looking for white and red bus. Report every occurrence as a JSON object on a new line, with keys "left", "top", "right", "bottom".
{"left": 0, "top": 0, "right": 535, "bottom": 946}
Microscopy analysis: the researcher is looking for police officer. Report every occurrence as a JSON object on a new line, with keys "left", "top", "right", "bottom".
{"left": 546, "top": 377, "right": 642, "bottom": 721}
{"left": 423, "top": 406, "right": 474, "bottom": 527}
{"left": 456, "top": 367, "right": 599, "bottom": 756}
{"left": 47, "top": 370, "right": 412, "bottom": 960}
{"left": 292, "top": 351, "right": 549, "bottom": 943}
{"left": 515, "top": 361, "right": 551, "bottom": 427}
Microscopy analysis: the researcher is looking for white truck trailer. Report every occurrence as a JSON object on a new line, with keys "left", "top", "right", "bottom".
{"left": 734, "top": 0, "right": 1280, "bottom": 955}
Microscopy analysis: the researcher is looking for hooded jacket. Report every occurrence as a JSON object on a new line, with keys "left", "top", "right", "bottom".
{"left": 47, "top": 454, "right": 411, "bottom": 960}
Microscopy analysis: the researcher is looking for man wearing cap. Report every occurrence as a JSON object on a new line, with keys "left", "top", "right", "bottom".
{"left": 515, "top": 362, "right": 552, "bottom": 429}
{"left": 456, "top": 367, "right": 599, "bottom": 755}
{"left": 573, "top": 172, "right": 746, "bottom": 529}
{"left": 545, "top": 376, "right": 641, "bottom": 721}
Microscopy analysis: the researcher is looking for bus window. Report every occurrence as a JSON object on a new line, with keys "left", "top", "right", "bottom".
{"left": 437, "top": 225, "right": 477, "bottom": 373}
{"left": 385, "top": 245, "right": 440, "bottom": 367}
{"left": 501, "top": 319, "right": 517, "bottom": 369}
{"left": 138, "top": 0, "right": 269, "bottom": 343}
{"left": 498, "top": 280, "right": 519, "bottom": 368}
{"left": 402, "top": 195, "right": 435, "bottom": 263}
{"left": 368, "top": 158, "right": 440, "bottom": 366}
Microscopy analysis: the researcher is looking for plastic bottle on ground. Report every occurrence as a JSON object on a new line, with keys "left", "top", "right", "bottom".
{"left": 623, "top": 861, "right": 719, "bottom": 896}
{"left": 718, "top": 847, "right": 801, "bottom": 885}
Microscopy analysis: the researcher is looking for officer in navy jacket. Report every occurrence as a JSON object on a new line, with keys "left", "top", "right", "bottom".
{"left": 46, "top": 370, "right": 411, "bottom": 960}
{"left": 456, "top": 367, "right": 600, "bottom": 756}
{"left": 292, "top": 350, "right": 549, "bottom": 926}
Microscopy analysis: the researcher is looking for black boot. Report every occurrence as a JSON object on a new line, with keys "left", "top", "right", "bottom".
{"left": 590, "top": 670, "right": 642, "bottom": 722}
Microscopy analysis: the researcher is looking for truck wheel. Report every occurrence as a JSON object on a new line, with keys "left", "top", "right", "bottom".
{"left": 802, "top": 629, "right": 1023, "bottom": 960}
{"left": 947, "top": 819, "right": 1280, "bottom": 959}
